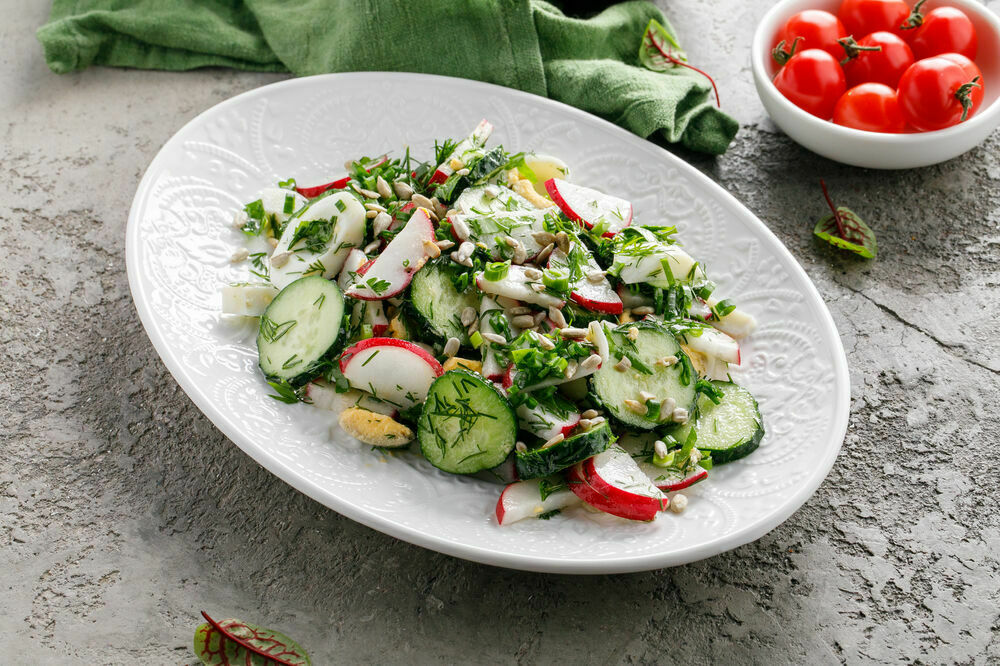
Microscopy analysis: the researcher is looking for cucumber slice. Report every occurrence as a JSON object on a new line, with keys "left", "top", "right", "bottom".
{"left": 418, "top": 369, "right": 517, "bottom": 474}
{"left": 671, "top": 381, "right": 763, "bottom": 464}
{"left": 515, "top": 422, "right": 613, "bottom": 480}
{"left": 589, "top": 321, "right": 697, "bottom": 430}
{"left": 407, "top": 261, "right": 479, "bottom": 345}
{"left": 257, "top": 276, "right": 345, "bottom": 385}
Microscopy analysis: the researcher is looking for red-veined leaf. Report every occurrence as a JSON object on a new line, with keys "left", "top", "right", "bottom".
{"left": 193, "top": 611, "right": 311, "bottom": 666}
{"left": 814, "top": 207, "right": 878, "bottom": 258}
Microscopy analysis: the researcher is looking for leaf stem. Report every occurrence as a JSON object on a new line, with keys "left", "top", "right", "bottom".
{"left": 647, "top": 28, "right": 721, "bottom": 108}
{"left": 819, "top": 180, "right": 847, "bottom": 240}
{"left": 200, "top": 611, "right": 301, "bottom": 666}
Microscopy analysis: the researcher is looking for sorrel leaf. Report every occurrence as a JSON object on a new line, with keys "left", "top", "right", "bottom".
{"left": 814, "top": 207, "right": 878, "bottom": 259}
{"left": 193, "top": 611, "right": 311, "bottom": 666}
{"left": 638, "top": 18, "right": 687, "bottom": 71}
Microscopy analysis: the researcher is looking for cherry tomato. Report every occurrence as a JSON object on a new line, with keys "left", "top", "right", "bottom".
{"left": 833, "top": 83, "right": 907, "bottom": 132}
{"left": 897, "top": 55, "right": 985, "bottom": 131}
{"left": 773, "top": 48, "right": 847, "bottom": 119}
{"left": 907, "top": 7, "right": 978, "bottom": 60}
{"left": 838, "top": 0, "right": 910, "bottom": 39}
{"left": 841, "top": 31, "right": 914, "bottom": 88}
{"left": 938, "top": 52, "right": 983, "bottom": 83}
{"left": 775, "top": 10, "right": 848, "bottom": 59}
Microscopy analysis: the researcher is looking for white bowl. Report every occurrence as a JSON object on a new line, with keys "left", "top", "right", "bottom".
{"left": 752, "top": 0, "right": 1000, "bottom": 169}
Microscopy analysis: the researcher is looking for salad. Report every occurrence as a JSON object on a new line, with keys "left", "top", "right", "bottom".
{"left": 221, "top": 121, "right": 764, "bottom": 526}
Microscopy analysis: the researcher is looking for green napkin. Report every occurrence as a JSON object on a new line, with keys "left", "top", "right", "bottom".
{"left": 37, "top": 0, "right": 738, "bottom": 154}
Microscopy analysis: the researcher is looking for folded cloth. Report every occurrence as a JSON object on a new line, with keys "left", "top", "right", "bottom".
{"left": 37, "top": 0, "right": 737, "bottom": 154}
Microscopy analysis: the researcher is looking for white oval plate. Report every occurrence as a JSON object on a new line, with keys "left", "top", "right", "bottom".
{"left": 126, "top": 72, "right": 849, "bottom": 574}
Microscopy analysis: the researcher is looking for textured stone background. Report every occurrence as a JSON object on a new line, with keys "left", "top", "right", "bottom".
{"left": 3, "top": 0, "right": 999, "bottom": 663}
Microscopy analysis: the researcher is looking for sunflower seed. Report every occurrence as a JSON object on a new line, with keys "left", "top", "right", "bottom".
{"left": 431, "top": 197, "right": 448, "bottom": 220}
{"left": 581, "top": 409, "right": 599, "bottom": 419}
{"left": 614, "top": 356, "right": 632, "bottom": 372}
{"left": 482, "top": 332, "right": 506, "bottom": 345}
{"left": 511, "top": 314, "right": 536, "bottom": 329}
{"left": 443, "top": 337, "right": 460, "bottom": 358}
{"left": 365, "top": 210, "right": 378, "bottom": 219}
{"left": 533, "top": 311, "right": 547, "bottom": 325}
{"left": 548, "top": 306, "right": 567, "bottom": 329}
{"left": 632, "top": 306, "right": 655, "bottom": 316}
{"left": 580, "top": 354, "right": 602, "bottom": 371}
{"left": 523, "top": 267, "right": 543, "bottom": 280}
{"left": 639, "top": 390, "right": 656, "bottom": 403}
{"left": 269, "top": 251, "right": 292, "bottom": 268}
{"left": 467, "top": 319, "right": 479, "bottom": 335}
{"left": 351, "top": 183, "right": 380, "bottom": 199}
{"left": 364, "top": 241, "right": 381, "bottom": 254}
{"left": 586, "top": 270, "right": 606, "bottom": 283}
{"left": 672, "top": 407, "right": 690, "bottom": 424}
{"left": 531, "top": 231, "right": 556, "bottom": 246}
{"left": 449, "top": 157, "right": 465, "bottom": 170}
{"left": 460, "top": 306, "right": 478, "bottom": 327}
{"left": 230, "top": 248, "right": 249, "bottom": 263}
{"left": 529, "top": 282, "right": 546, "bottom": 292}
{"left": 653, "top": 440, "right": 669, "bottom": 459}
{"left": 560, "top": 327, "right": 588, "bottom": 339}
{"left": 515, "top": 441, "right": 527, "bottom": 453}
{"left": 232, "top": 210, "right": 248, "bottom": 229}
{"left": 365, "top": 203, "right": 387, "bottom": 213}
{"left": 450, "top": 217, "right": 470, "bottom": 240}
{"left": 267, "top": 237, "right": 279, "bottom": 249}
{"left": 393, "top": 181, "right": 414, "bottom": 200}
{"left": 555, "top": 231, "right": 570, "bottom": 254}
{"left": 626, "top": 326, "right": 639, "bottom": 341}
{"left": 542, "top": 433, "right": 565, "bottom": 449}
{"left": 506, "top": 306, "right": 532, "bottom": 316}
{"left": 624, "top": 399, "right": 648, "bottom": 416}
{"left": 655, "top": 355, "right": 678, "bottom": 367}
{"left": 577, "top": 418, "right": 593, "bottom": 431}
{"left": 512, "top": 244, "right": 527, "bottom": 265}
{"left": 669, "top": 494, "right": 688, "bottom": 513}
{"left": 376, "top": 175, "right": 392, "bottom": 199}
{"left": 564, "top": 359, "right": 578, "bottom": 378}
{"left": 537, "top": 335, "right": 555, "bottom": 350}
{"left": 484, "top": 185, "right": 501, "bottom": 199}
{"left": 412, "top": 193, "right": 435, "bottom": 210}
{"left": 423, "top": 239, "right": 441, "bottom": 258}
{"left": 659, "top": 397, "right": 676, "bottom": 420}
{"left": 373, "top": 211, "right": 392, "bottom": 236}
{"left": 456, "top": 168, "right": 470, "bottom": 176}
{"left": 435, "top": 239, "right": 455, "bottom": 251}
{"left": 457, "top": 241, "right": 475, "bottom": 262}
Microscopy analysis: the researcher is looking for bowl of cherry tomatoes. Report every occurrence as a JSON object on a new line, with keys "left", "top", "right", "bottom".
{"left": 752, "top": 0, "right": 1000, "bottom": 168}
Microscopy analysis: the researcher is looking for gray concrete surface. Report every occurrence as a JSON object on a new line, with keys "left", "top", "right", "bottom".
{"left": 3, "top": 0, "right": 999, "bottom": 663}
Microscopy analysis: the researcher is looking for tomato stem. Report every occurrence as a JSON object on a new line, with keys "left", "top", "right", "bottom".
{"left": 647, "top": 28, "right": 721, "bottom": 108}
{"left": 820, "top": 180, "right": 847, "bottom": 240}
{"left": 837, "top": 36, "right": 884, "bottom": 66}
{"left": 771, "top": 37, "right": 803, "bottom": 67}
{"left": 956, "top": 76, "right": 982, "bottom": 121}
{"left": 900, "top": 0, "right": 928, "bottom": 30}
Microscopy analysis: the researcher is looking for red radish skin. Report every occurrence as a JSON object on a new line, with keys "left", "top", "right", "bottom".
{"left": 548, "top": 248, "right": 623, "bottom": 315}
{"left": 495, "top": 478, "right": 581, "bottom": 526}
{"left": 346, "top": 208, "right": 436, "bottom": 301}
{"left": 636, "top": 462, "right": 709, "bottom": 492}
{"left": 567, "top": 448, "right": 669, "bottom": 521}
{"left": 294, "top": 156, "right": 389, "bottom": 198}
{"left": 431, "top": 119, "right": 494, "bottom": 185}
{"left": 339, "top": 337, "right": 443, "bottom": 375}
{"left": 545, "top": 179, "right": 632, "bottom": 237}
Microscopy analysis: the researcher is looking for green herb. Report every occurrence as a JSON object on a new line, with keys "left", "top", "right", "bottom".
{"left": 287, "top": 218, "right": 335, "bottom": 254}
{"left": 696, "top": 379, "right": 724, "bottom": 404}
{"left": 537, "top": 509, "right": 561, "bottom": 520}
{"left": 469, "top": 330, "right": 484, "bottom": 348}
{"left": 266, "top": 380, "right": 299, "bottom": 404}
{"left": 542, "top": 268, "right": 570, "bottom": 293}
{"left": 484, "top": 260, "right": 510, "bottom": 282}
{"left": 259, "top": 315, "right": 297, "bottom": 344}
{"left": 335, "top": 199, "right": 347, "bottom": 213}
{"left": 538, "top": 477, "right": 569, "bottom": 501}
{"left": 711, "top": 299, "right": 736, "bottom": 319}
{"left": 283, "top": 194, "right": 296, "bottom": 215}
{"left": 241, "top": 199, "right": 268, "bottom": 236}
{"left": 814, "top": 181, "right": 877, "bottom": 258}
{"left": 277, "top": 177, "right": 297, "bottom": 190}
{"left": 193, "top": 611, "right": 311, "bottom": 666}
{"left": 249, "top": 252, "right": 270, "bottom": 281}
{"left": 365, "top": 276, "right": 392, "bottom": 295}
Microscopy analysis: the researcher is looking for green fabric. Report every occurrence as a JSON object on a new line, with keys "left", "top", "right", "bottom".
{"left": 37, "top": 0, "right": 737, "bottom": 154}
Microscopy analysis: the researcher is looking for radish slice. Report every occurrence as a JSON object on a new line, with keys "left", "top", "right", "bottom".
{"left": 567, "top": 447, "right": 668, "bottom": 521}
{"left": 339, "top": 338, "right": 443, "bottom": 409}
{"left": 455, "top": 185, "right": 533, "bottom": 215}
{"left": 706, "top": 299, "right": 757, "bottom": 339}
{"left": 548, "top": 247, "right": 622, "bottom": 314}
{"left": 450, "top": 208, "right": 557, "bottom": 260}
{"left": 430, "top": 119, "right": 493, "bottom": 184}
{"left": 352, "top": 300, "right": 389, "bottom": 337}
{"left": 616, "top": 242, "right": 705, "bottom": 288}
{"left": 516, "top": 401, "right": 581, "bottom": 441}
{"left": 479, "top": 295, "right": 510, "bottom": 381}
{"left": 271, "top": 192, "right": 366, "bottom": 290}
{"left": 496, "top": 478, "right": 581, "bottom": 526}
{"left": 337, "top": 248, "right": 368, "bottom": 291}
{"left": 616, "top": 284, "right": 654, "bottom": 311}
{"left": 638, "top": 463, "right": 709, "bottom": 492}
{"left": 475, "top": 265, "right": 565, "bottom": 309}
{"left": 295, "top": 176, "right": 350, "bottom": 199}
{"left": 305, "top": 382, "right": 397, "bottom": 417}
{"left": 683, "top": 327, "right": 740, "bottom": 365}
{"left": 346, "top": 208, "right": 436, "bottom": 300}
{"left": 545, "top": 179, "right": 632, "bottom": 236}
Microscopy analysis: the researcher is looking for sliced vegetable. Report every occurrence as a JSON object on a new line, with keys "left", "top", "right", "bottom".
{"left": 495, "top": 476, "right": 581, "bottom": 526}
{"left": 408, "top": 261, "right": 480, "bottom": 345}
{"left": 339, "top": 337, "right": 444, "bottom": 410}
{"left": 449, "top": 208, "right": 556, "bottom": 260}
{"left": 430, "top": 119, "right": 493, "bottom": 185}
{"left": 548, "top": 247, "right": 622, "bottom": 314}
{"left": 418, "top": 369, "right": 517, "bottom": 474}
{"left": 668, "top": 381, "right": 763, "bottom": 464}
{"left": 221, "top": 283, "right": 278, "bottom": 317}
{"left": 475, "top": 265, "right": 565, "bottom": 309}
{"left": 257, "top": 276, "right": 345, "bottom": 385}
{"left": 566, "top": 446, "right": 668, "bottom": 521}
{"left": 346, "top": 208, "right": 436, "bottom": 300}
{"left": 516, "top": 422, "right": 613, "bottom": 480}
{"left": 544, "top": 179, "right": 632, "bottom": 236}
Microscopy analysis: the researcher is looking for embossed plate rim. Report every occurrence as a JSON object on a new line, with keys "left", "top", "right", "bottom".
{"left": 126, "top": 72, "right": 850, "bottom": 573}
